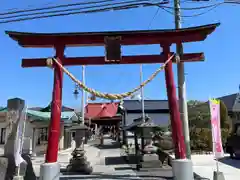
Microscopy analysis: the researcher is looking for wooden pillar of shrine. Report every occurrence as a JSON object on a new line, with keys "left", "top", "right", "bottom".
{"left": 162, "top": 44, "right": 186, "bottom": 159}
{"left": 45, "top": 45, "right": 64, "bottom": 163}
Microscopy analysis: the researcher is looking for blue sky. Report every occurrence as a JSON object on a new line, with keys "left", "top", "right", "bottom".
{"left": 0, "top": 0, "right": 239, "bottom": 108}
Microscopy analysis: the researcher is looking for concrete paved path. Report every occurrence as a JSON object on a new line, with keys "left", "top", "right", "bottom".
{"left": 31, "top": 136, "right": 141, "bottom": 179}
{"left": 89, "top": 136, "right": 174, "bottom": 180}
{"left": 5, "top": 136, "right": 240, "bottom": 180}
{"left": 32, "top": 144, "right": 101, "bottom": 177}
{"left": 95, "top": 138, "right": 139, "bottom": 176}
{"left": 192, "top": 154, "right": 240, "bottom": 180}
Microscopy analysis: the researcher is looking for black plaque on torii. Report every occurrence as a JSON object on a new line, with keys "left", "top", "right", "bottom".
{"left": 104, "top": 36, "right": 122, "bottom": 63}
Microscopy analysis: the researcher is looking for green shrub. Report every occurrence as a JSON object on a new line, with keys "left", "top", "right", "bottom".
{"left": 190, "top": 127, "right": 231, "bottom": 152}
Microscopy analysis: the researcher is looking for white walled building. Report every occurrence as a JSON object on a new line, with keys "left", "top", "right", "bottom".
{"left": 0, "top": 107, "right": 77, "bottom": 155}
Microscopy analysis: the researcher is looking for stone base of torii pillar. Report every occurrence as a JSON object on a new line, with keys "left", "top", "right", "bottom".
{"left": 172, "top": 159, "right": 194, "bottom": 180}
{"left": 39, "top": 162, "right": 60, "bottom": 180}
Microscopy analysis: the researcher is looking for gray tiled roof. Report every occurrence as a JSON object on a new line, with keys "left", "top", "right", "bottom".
{"left": 123, "top": 100, "right": 169, "bottom": 111}
{"left": 29, "top": 107, "right": 43, "bottom": 111}
{"left": 218, "top": 93, "right": 237, "bottom": 111}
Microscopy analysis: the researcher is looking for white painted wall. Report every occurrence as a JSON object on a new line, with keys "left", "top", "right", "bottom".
{"left": 22, "top": 121, "right": 34, "bottom": 154}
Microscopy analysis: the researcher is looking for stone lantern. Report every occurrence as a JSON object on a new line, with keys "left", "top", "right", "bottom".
{"left": 65, "top": 124, "right": 93, "bottom": 174}
{"left": 123, "top": 116, "right": 161, "bottom": 170}
{"left": 137, "top": 122, "right": 161, "bottom": 168}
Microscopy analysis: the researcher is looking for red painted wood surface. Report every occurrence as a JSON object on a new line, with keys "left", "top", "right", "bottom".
{"left": 163, "top": 44, "right": 186, "bottom": 159}
{"left": 45, "top": 45, "right": 64, "bottom": 163}
{"left": 21, "top": 53, "right": 204, "bottom": 67}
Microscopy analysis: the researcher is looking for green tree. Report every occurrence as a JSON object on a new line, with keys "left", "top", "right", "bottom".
{"left": 187, "top": 100, "right": 203, "bottom": 108}
{"left": 188, "top": 101, "right": 210, "bottom": 128}
{"left": 220, "top": 100, "right": 232, "bottom": 130}
{"left": 187, "top": 100, "right": 232, "bottom": 129}
{"left": 187, "top": 100, "right": 232, "bottom": 151}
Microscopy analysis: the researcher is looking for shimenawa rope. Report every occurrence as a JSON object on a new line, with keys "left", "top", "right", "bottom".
{"left": 47, "top": 54, "right": 174, "bottom": 100}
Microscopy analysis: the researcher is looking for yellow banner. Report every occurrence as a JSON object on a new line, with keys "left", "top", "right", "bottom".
{"left": 209, "top": 98, "right": 220, "bottom": 105}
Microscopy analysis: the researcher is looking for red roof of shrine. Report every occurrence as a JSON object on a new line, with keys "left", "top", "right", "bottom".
{"left": 5, "top": 23, "right": 220, "bottom": 47}
{"left": 85, "top": 102, "right": 120, "bottom": 120}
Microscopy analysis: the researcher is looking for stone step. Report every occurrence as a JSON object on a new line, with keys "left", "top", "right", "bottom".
{"left": 60, "top": 173, "right": 140, "bottom": 180}
{"left": 141, "top": 160, "right": 162, "bottom": 168}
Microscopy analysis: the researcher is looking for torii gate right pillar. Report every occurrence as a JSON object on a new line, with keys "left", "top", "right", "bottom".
{"left": 162, "top": 44, "right": 186, "bottom": 159}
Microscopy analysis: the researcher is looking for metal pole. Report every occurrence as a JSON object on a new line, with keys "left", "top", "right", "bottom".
{"left": 86, "top": 92, "right": 89, "bottom": 125}
{"left": 80, "top": 65, "right": 86, "bottom": 147}
{"left": 81, "top": 65, "right": 85, "bottom": 125}
{"left": 140, "top": 64, "right": 145, "bottom": 121}
{"left": 174, "top": 0, "right": 191, "bottom": 159}
{"left": 140, "top": 64, "right": 145, "bottom": 153}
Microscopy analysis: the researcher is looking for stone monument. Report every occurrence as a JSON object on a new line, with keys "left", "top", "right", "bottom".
{"left": 66, "top": 124, "right": 93, "bottom": 174}
{"left": 0, "top": 98, "right": 28, "bottom": 180}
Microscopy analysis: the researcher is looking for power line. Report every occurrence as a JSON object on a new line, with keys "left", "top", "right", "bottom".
{"left": 224, "top": 0, "right": 240, "bottom": 3}
{"left": 0, "top": 0, "right": 224, "bottom": 21}
{"left": 0, "top": 0, "right": 157, "bottom": 20}
{"left": 148, "top": 7, "right": 161, "bottom": 28}
{"left": 145, "top": 0, "right": 222, "bottom": 28}
{"left": 181, "top": 3, "right": 221, "bottom": 17}
{"left": 1, "top": 0, "right": 69, "bottom": 12}
{"left": 0, "top": 1, "right": 166, "bottom": 24}
{"left": 160, "top": 2, "right": 222, "bottom": 17}
{"left": 161, "top": 2, "right": 224, "bottom": 10}
{"left": 0, "top": 0, "right": 115, "bottom": 16}
{"left": 0, "top": 0, "right": 227, "bottom": 24}
{"left": 0, "top": 0, "right": 164, "bottom": 16}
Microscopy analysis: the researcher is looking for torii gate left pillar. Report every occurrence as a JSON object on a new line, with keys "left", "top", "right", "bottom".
{"left": 5, "top": 23, "right": 219, "bottom": 180}
{"left": 39, "top": 45, "right": 65, "bottom": 180}
{"left": 45, "top": 44, "right": 64, "bottom": 163}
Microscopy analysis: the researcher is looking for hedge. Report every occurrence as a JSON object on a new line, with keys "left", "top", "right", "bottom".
{"left": 189, "top": 127, "right": 231, "bottom": 151}
{"left": 153, "top": 127, "right": 231, "bottom": 152}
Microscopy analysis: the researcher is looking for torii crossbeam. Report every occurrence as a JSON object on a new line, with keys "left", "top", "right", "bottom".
{"left": 5, "top": 22, "right": 219, "bottom": 174}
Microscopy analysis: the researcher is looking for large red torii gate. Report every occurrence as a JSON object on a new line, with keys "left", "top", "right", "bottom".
{"left": 6, "top": 23, "right": 219, "bottom": 163}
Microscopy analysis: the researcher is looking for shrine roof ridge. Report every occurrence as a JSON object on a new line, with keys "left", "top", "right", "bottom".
{"left": 5, "top": 23, "right": 220, "bottom": 47}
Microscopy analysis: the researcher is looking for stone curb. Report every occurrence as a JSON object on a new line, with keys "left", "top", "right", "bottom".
{"left": 58, "top": 148, "right": 73, "bottom": 155}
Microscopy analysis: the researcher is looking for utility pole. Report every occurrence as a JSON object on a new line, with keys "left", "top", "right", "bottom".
{"left": 140, "top": 64, "right": 145, "bottom": 121}
{"left": 140, "top": 64, "right": 145, "bottom": 153}
{"left": 174, "top": 0, "right": 191, "bottom": 159}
